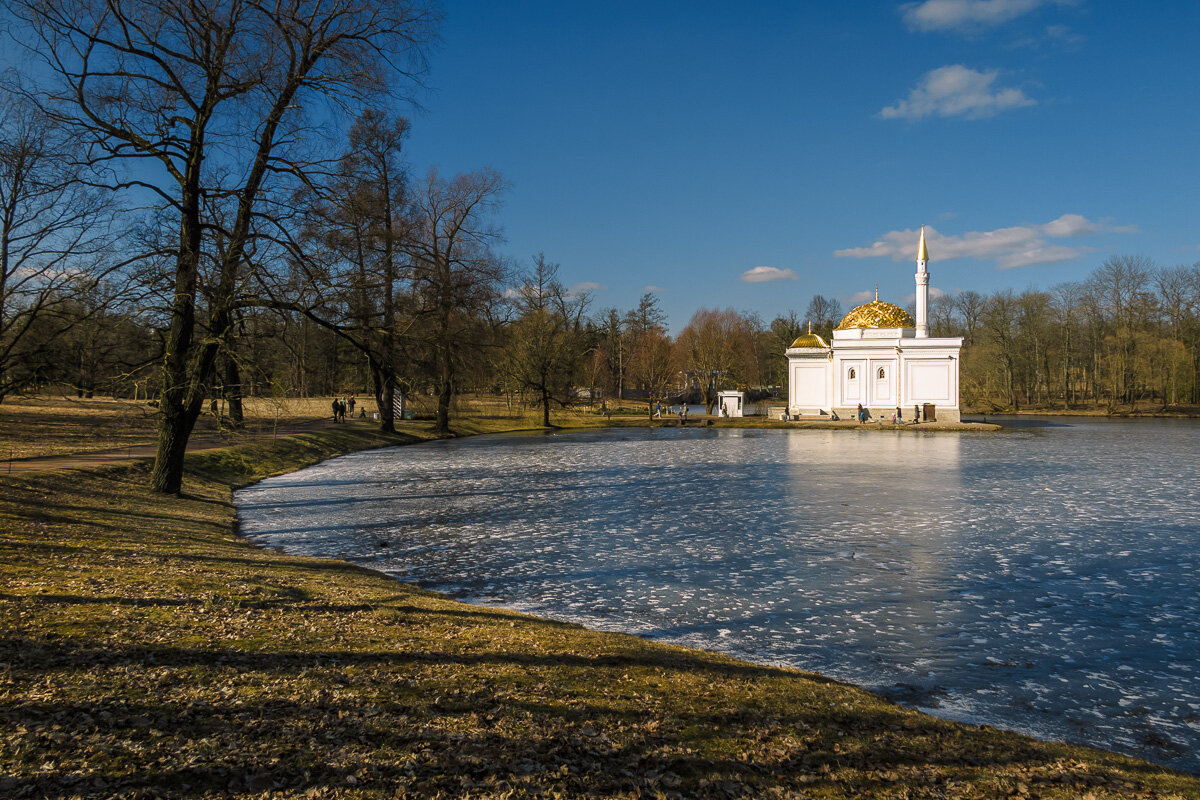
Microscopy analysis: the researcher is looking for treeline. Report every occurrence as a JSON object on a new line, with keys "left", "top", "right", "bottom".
{"left": 926, "top": 256, "right": 1200, "bottom": 412}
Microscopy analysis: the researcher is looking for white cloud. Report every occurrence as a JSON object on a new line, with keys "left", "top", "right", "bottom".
{"left": 643, "top": 285, "right": 666, "bottom": 292}
{"left": 848, "top": 290, "right": 875, "bottom": 304}
{"left": 834, "top": 215, "right": 1135, "bottom": 270}
{"left": 741, "top": 266, "right": 798, "bottom": 283}
{"left": 902, "top": 286, "right": 948, "bottom": 304}
{"left": 1042, "top": 23, "right": 1083, "bottom": 43}
{"left": 995, "top": 244, "right": 1087, "bottom": 269}
{"left": 1040, "top": 212, "right": 1096, "bottom": 237}
{"left": 902, "top": 0, "right": 1074, "bottom": 33}
{"left": 508, "top": 281, "right": 606, "bottom": 299}
{"left": 880, "top": 65, "right": 1035, "bottom": 120}
{"left": 566, "top": 281, "right": 606, "bottom": 298}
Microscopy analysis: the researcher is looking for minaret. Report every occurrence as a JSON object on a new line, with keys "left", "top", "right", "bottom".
{"left": 915, "top": 226, "right": 929, "bottom": 338}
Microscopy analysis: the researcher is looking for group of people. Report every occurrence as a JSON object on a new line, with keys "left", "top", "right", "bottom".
{"left": 331, "top": 395, "right": 356, "bottom": 422}
{"left": 853, "top": 404, "right": 925, "bottom": 424}
{"left": 649, "top": 402, "right": 689, "bottom": 423}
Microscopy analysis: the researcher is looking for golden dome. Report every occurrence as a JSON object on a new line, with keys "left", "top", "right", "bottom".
{"left": 836, "top": 300, "right": 915, "bottom": 330}
{"left": 789, "top": 332, "right": 829, "bottom": 348}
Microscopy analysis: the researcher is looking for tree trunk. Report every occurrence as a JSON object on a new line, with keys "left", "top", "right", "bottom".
{"left": 435, "top": 376, "right": 452, "bottom": 433}
{"left": 149, "top": 393, "right": 203, "bottom": 494}
{"left": 150, "top": 192, "right": 202, "bottom": 494}
{"left": 225, "top": 357, "right": 244, "bottom": 427}
{"left": 373, "top": 365, "right": 396, "bottom": 434}
{"left": 541, "top": 385, "right": 551, "bottom": 427}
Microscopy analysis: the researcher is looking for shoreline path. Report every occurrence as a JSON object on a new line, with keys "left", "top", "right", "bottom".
{"left": 3, "top": 416, "right": 343, "bottom": 476}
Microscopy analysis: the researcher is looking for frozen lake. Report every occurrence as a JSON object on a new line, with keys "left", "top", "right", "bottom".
{"left": 236, "top": 418, "right": 1200, "bottom": 773}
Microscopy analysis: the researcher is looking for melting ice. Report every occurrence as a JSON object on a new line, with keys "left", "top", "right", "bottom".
{"left": 236, "top": 418, "right": 1200, "bottom": 773}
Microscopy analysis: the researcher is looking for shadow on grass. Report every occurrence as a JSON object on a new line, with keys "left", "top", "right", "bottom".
{"left": 4, "top": 631, "right": 1169, "bottom": 800}
{"left": 0, "top": 634, "right": 820, "bottom": 684}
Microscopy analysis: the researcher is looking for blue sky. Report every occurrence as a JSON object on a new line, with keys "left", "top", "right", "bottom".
{"left": 400, "top": 0, "right": 1200, "bottom": 330}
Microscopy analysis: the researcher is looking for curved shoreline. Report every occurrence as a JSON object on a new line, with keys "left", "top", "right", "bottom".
{"left": 4, "top": 422, "right": 1199, "bottom": 797}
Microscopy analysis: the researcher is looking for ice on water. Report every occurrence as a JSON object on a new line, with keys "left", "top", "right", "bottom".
{"left": 236, "top": 419, "right": 1200, "bottom": 773}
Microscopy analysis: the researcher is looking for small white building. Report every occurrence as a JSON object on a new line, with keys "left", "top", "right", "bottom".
{"left": 786, "top": 229, "right": 963, "bottom": 423}
{"left": 717, "top": 390, "right": 744, "bottom": 418}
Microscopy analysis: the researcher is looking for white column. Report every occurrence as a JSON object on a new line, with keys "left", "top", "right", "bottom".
{"left": 915, "top": 227, "right": 929, "bottom": 338}
{"left": 915, "top": 262, "right": 929, "bottom": 338}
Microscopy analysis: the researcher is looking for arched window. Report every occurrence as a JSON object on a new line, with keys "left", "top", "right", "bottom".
{"left": 877, "top": 367, "right": 886, "bottom": 379}
{"left": 848, "top": 368, "right": 856, "bottom": 379}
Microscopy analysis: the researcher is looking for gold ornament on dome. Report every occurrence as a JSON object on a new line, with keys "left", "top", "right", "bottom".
{"left": 836, "top": 300, "right": 915, "bottom": 330}
{"left": 789, "top": 332, "right": 829, "bottom": 348}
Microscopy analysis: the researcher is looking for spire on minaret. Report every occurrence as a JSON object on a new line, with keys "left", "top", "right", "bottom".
{"left": 915, "top": 226, "right": 929, "bottom": 338}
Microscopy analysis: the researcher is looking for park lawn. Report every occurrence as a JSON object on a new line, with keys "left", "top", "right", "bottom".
{"left": 0, "top": 396, "right": 165, "bottom": 459}
{"left": 0, "top": 395, "right": 620, "bottom": 461}
{"left": 0, "top": 396, "right": 337, "bottom": 460}
{"left": 2, "top": 424, "right": 1199, "bottom": 799}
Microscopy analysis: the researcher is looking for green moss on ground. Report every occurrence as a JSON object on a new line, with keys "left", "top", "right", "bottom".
{"left": 1, "top": 425, "right": 1197, "bottom": 799}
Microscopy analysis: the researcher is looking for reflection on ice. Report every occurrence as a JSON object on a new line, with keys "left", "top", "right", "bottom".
{"left": 236, "top": 420, "right": 1200, "bottom": 773}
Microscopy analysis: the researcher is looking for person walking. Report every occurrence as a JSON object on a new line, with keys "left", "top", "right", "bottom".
{"left": 348, "top": 396, "right": 356, "bottom": 416}
{"left": 331, "top": 397, "right": 340, "bottom": 422}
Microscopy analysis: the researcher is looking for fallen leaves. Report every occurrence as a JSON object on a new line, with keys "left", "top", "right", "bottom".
{"left": 2, "top": 444, "right": 1199, "bottom": 799}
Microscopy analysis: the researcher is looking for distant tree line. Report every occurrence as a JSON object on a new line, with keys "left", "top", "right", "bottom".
{"left": 925, "top": 256, "right": 1200, "bottom": 412}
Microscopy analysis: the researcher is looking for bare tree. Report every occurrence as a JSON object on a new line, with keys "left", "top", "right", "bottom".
{"left": 406, "top": 167, "right": 507, "bottom": 433}
{"left": 804, "top": 294, "right": 843, "bottom": 340}
{"left": 627, "top": 328, "right": 676, "bottom": 420}
{"left": 11, "top": 0, "right": 435, "bottom": 492}
{"left": 766, "top": 311, "right": 804, "bottom": 387}
{"left": 928, "top": 293, "right": 959, "bottom": 337}
{"left": 0, "top": 91, "right": 119, "bottom": 402}
{"left": 624, "top": 293, "right": 667, "bottom": 342}
{"left": 981, "top": 290, "right": 1019, "bottom": 410}
{"left": 1086, "top": 255, "right": 1155, "bottom": 408}
{"left": 1154, "top": 264, "right": 1199, "bottom": 406}
{"left": 677, "top": 308, "right": 755, "bottom": 413}
{"left": 290, "top": 109, "right": 414, "bottom": 432}
{"left": 595, "top": 307, "right": 628, "bottom": 402}
{"left": 1050, "top": 282, "right": 1084, "bottom": 407}
{"left": 503, "top": 254, "right": 589, "bottom": 427}
{"left": 954, "top": 290, "right": 985, "bottom": 347}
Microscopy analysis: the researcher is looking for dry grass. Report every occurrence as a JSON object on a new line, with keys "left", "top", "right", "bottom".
{"left": 1, "top": 424, "right": 1198, "bottom": 798}
{"left": 0, "top": 395, "right": 340, "bottom": 460}
{"left": 0, "top": 394, "right": 623, "bottom": 461}
{"left": 0, "top": 396, "right": 160, "bottom": 459}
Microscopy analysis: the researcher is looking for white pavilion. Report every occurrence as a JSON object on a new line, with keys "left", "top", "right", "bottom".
{"left": 785, "top": 228, "right": 963, "bottom": 422}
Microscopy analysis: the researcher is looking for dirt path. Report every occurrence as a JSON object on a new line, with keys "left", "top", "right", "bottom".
{"left": 2, "top": 416, "right": 352, "bottom": 476}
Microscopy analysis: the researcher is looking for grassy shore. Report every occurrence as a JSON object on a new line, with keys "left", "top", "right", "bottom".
{"left": 2, "top": 419, "right": 1198, "bottom": 798}
{"left": 0, "top": 395, "right": 611, "bottom": 461}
